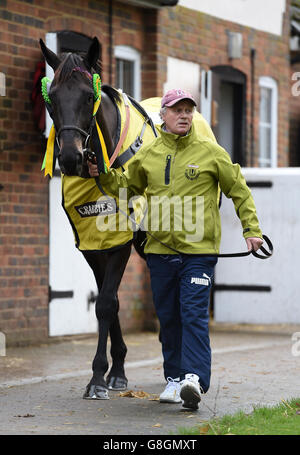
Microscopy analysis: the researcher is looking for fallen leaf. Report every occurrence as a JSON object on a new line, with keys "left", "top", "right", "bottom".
{"left": 199, "top": 424, "right": 209, "bottom": 435}
{"left": 119, "top": 390, "right": 150, "bottom": 399}
{"left": 152, "top": 423, "right": 162, "bottom": 427}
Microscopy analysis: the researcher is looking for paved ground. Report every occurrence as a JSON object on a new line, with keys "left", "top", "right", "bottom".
{"left": 0, "top": 324, "right": 299, "bottom": 438}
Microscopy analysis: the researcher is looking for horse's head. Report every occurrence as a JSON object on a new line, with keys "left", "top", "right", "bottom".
{"left": 40, "top": 38, "right": 100, "bottom": 176}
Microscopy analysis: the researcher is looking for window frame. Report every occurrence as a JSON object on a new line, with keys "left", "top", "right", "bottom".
{"left": 114, "top": 45, "right": 141, "bottom": 101}
{"left": 258, "top": 76, "right": 278, "bottom": 168}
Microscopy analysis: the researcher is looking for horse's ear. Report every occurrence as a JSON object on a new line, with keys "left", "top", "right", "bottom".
{"left": 39, "top": 39, "right": 61, "bottom": 71}
{"left": 84, "top": 37, "right": 100, "bottom": 70}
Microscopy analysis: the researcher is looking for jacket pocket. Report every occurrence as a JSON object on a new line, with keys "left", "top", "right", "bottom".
{"left": 164, "top": 155, "right": 172, "bottom": 185}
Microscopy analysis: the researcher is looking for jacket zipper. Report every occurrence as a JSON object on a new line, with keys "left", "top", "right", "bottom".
{"left": 164, "top": 154, "right": 172, "bottom": 185}
{"left": 170, "top": 148, "right": 178, "bottom": 249}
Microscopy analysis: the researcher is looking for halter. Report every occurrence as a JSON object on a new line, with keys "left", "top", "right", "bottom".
{"left": 41, "top": 69, "right": 109, "bottom": 176}
{"left": 53, "top": 68, "right": 102, "bottom": 150}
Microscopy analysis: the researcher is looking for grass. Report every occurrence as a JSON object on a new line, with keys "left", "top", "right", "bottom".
{"left": 176, "top": 398, "right": 300, "bottom": 435}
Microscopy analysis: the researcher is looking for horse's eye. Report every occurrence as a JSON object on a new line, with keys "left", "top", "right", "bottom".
{"left": 88, "top": 94, "right": 93, "bottom": 104}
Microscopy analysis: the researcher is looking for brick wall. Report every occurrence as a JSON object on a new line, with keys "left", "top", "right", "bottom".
{"left": 0, "top": 0, "right": 50, "bottom": 345}
{"left": 0, "top": 0, "right": 158, "bottom": 346}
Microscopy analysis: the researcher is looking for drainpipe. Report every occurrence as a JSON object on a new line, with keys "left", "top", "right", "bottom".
{"left": 250, "top": 48, "right": 256, "bottom": 167}
{"left": 109, "top": 0, "right": 113, "bottom": 85}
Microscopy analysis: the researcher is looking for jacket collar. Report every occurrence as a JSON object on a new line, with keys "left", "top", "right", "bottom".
{"left": 157, "top": 123, "right": 196, "bottom": 147}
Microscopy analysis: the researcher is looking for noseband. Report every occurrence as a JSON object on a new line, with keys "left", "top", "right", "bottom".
{"left": 56, "top": 123, "right": 97, "bottom": 163}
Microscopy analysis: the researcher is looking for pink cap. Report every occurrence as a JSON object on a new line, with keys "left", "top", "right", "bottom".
{"left": 161, "top": 89, "right": 196, "bottom": 108}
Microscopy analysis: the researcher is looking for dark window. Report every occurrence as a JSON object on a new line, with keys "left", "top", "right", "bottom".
{"left": 57, "top": 31, "right": 102, "bottom": 75}
{"left": 116, "top": 58, "right": 134, "bottom": 97}
{"left": 211, "top": 66, "right": 246, "bottom": 166}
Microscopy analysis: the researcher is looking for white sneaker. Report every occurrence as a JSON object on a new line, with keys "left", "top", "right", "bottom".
{"left": 159, "top": 377, "right": 181, "bottom": 403}
{"left": 180, "top": 373, "right": 202, "bottom": 410}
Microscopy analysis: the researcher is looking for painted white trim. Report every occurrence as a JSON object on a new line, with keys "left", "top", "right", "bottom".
{"left": 114, "top": 45, "right": 141, "bottom": 101}
{"left": 44, "top": 32, "right": 57, "bottom": 138}
{"left": 258, "top": 76, "right": 278, "bottom": 168}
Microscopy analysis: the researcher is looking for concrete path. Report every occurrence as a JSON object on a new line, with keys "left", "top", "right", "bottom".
{"left": 0, "top": 325, "right": 299, "bottom": 436}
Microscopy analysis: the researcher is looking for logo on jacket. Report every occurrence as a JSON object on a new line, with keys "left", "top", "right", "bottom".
{"left": 75, "top": 199, "right": 117, "bottom": 218}
{"left": 185, "top": 164, "right": 200, "bottom": 181}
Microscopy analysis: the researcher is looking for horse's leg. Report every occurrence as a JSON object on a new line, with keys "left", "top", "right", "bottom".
{"left": 81, "top": 250, "right": 108, "bottom": 399}
{"left": 106, "top": 300, "right": 128, "bottom": 390}
{"left": 93, "top": 246, "right": 131, "bottom": 394}
{"left": 81, "top": 245, "right": 131, "bottom": 399}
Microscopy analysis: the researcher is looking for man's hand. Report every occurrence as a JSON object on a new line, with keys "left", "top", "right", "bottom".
{"left": 87, "top": 161, "right": 100, "bottom": 177}
{"left": 246, "top": 237, "right": 264, "bottom": 252}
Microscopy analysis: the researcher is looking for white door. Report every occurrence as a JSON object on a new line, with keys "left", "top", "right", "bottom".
{"left": 44, "top": 33, "right": 98, "bottom": 336}
{"left": 49, "top": 171, "right": 98, "bottom": 336}
{"left": 164, "top": 57, "right": 201, "bottom": 107}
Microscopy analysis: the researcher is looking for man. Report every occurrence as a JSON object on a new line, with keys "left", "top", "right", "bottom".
{"left": 88, "top": 89, "right": 263, "bottom": 410}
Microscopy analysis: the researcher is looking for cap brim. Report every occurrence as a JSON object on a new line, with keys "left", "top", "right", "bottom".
{"left": 164, "top": 96, "right": 197, "bottom": 107}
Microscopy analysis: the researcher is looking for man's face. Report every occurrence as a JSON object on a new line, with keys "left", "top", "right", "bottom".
{"left": 161, "top": 100, "right": 194, "bottom": 136}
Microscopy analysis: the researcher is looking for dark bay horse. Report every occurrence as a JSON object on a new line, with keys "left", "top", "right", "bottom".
{"left": 40, "top": 37, "right": 155, "bottom": 400}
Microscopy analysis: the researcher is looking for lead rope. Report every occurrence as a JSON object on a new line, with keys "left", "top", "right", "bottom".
{"left": 94, "top": 178, "right": 273, "bottom": 260}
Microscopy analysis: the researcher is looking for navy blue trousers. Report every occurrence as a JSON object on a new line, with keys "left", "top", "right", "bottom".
{"left": 146, "top": 253, "right": 217, "bottom": 393}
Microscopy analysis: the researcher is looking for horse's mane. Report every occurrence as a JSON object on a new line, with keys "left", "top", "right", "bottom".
{"left": 54, "top": 53, "right": 87, "bottom": 83}
{"left": 102, "top": 85, "right": 121, "bottom": 104}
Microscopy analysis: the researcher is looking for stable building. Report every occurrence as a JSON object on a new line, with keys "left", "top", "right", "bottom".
{"left": 0, "top": 0, "right": 297, "bottom": 345}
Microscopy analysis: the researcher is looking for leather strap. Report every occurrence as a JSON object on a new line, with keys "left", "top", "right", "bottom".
{"left": 109, "top": 93, "right": 131, "bottom": 167}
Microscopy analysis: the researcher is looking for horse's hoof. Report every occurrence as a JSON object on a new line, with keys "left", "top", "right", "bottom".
{"left": 106, "top": 376, "right": 128, "bottom": 391}
{"left": 83, "top": 384, "right": 109, "bottom": 400}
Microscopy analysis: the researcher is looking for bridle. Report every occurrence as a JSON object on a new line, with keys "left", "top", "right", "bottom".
{"left": 42, "top": 64, "right": 102, "bottom": 173}
{"left": 55, "top": 123, "right": 97, "bottom": 164}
